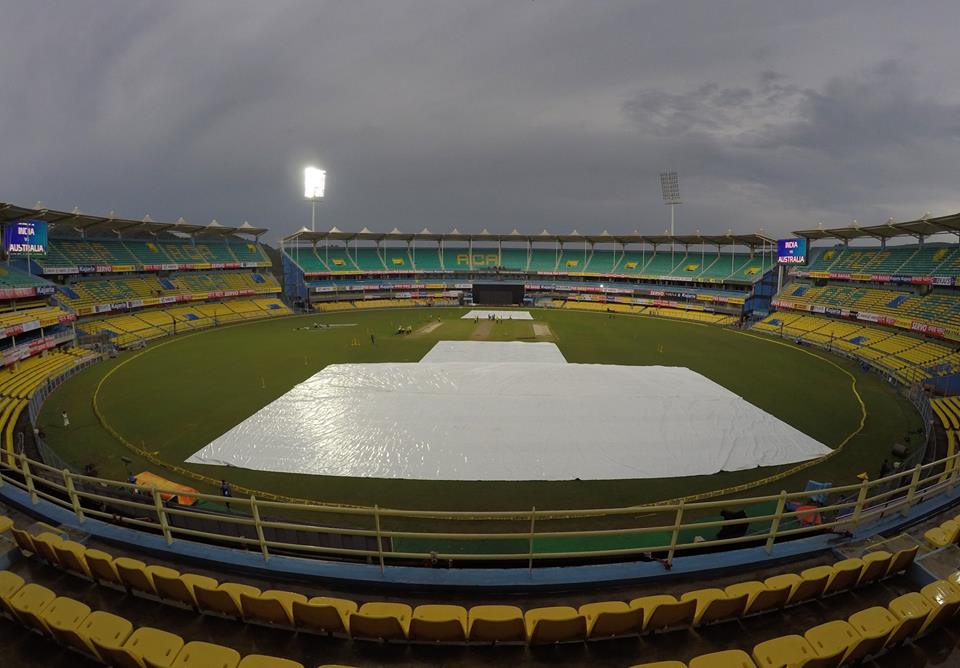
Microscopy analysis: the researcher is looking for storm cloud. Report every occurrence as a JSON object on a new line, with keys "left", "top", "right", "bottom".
{"left": 1, "top": 1, "right": 959, "bottom": 241}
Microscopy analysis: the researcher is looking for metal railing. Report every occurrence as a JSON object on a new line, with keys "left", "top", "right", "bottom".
{"left": 2, "top": 448, "right": 958, "bottom": 572}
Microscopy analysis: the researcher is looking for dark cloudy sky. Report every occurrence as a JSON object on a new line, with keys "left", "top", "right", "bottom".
{"left": 2, "top": 1, "right": 959, "bottom": 241}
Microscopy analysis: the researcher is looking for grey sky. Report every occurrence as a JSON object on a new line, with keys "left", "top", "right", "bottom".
{"left": 2, "top": 1, "right": 959, "bottom": 241}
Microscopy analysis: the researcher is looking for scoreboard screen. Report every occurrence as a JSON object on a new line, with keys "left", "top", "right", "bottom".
{"left": 777, "top": 238, "right": 807, "bottom": 265}
{"left": 4, "top": 219, "right": 48, "bottom": 256}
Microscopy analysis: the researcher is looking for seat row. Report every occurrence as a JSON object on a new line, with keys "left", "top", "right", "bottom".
{"left": 922, "top": 510, "right": 960, "bottom": 548}
{"left": 0, "top": 569, "right": 353, "bottom": 668}
{"left": 632, "top": 578, "right": 960, "bottom": 668}
{"left": 8, "top": 521, "right": 919, "bottom": 645}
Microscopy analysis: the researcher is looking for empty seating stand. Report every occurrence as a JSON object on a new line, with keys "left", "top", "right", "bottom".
{"left": 3, "top": 518, "right": 922, "bottom": 650}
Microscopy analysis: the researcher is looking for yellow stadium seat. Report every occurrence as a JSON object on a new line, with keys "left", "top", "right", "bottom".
{"left": 803, "top": 619, "right": 860, "bottom": 666}
{"left": 846, "top": 607, "right": 896, "bottom": 661}
{"left": 578, "top": 600, "right": 642, "bottom": 638}
{"left": 857, "top": 551, "right": 892, "bottom": 585}
{"left": 195, "top": 582, "right": 261, "bottom": 618}
{"left": 95, "top": 626, "right": 185, "bottom": 668}
{"left": 409, "top": 604, "right": 468, "bottom": 642}
{"left": 85, "top": 549, "right": 124, "bottom": 587}
{"left": 9, "top": 527, "right": 35, "bottom": 555}
{"left": 240, "top": 590, "right": 307, "bottom": 626}
{"left": 291, "top": 596, "right": 356, "bottom": 635}
{"left": 886, "top": 592, "right": 932, "bottom": 646}
{"left": 114, "top": 557, "right": 156, "bottom": 595}
{"left": 924, "top": 520, "right": 960, "bottom": 548}
{"left": 886, "top": 545, "right": 918, "bottom": 576}
{"left": 7, "top": 582, "right": 56, "bottom": 629}
{"left": 165, "top": 641, "right": 240, "bottom": 668}
{"left": 237, "top": 655, "right": 305, "bottom": 668}
{"left": 0, "top": 570, "right": 26, "bottom": 617}
{"left": 52, "top": 540, "right": 92, "bottom": 578}
{"left": 0, "top": 516, "right": 12, "bottom": 534}
{"left": 349, "top": 602, "right": 412, "bottom": 641}
{"left": 42, "top": 596, "right": 92, "bottom": 646}
{"left": 752, "top": 634, "right": 818, "bottom": 668}
{"left": 66, "top": 609, "right": 134, "bottom": 660}
{"left": 31, "top": 531, "right": 64, "bottom": 565}
{"left": 823, "top": 559, "right": 862, "bottom": 596}
{"left": 760, "top": 574, "right": 799, "bottom": 604}
{"left": 919, "top": 580, "right": 960, "bottom": 635}
{"left": 153, "top": 572, "right": 218, "bottom": 609}
{"left": 524, "top": 606, "right": 587, "bottom": 644}
{"left": 788, "top": 567, "right": 831, "bottom": 604}
{"left": 631, "top": 594, "right": 696, "bottom": 632}
{"left": 688, "top": 649, "right": 757, "bottom": 667}
{"left": 467, "top": 604, "right": 526, "bottom": 642}
{"left": 725, "top": 581, "right": 790, "bottom": 616}
{"left": 628, "top": 663, "right": 686, "bottom": 668}
{"left": 680, "top": 588, "right": 748, "bottom": 625}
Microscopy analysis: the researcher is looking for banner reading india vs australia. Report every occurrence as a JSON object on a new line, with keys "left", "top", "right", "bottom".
{"left": 4, "top": 219, "right": 48, "bottom": 256}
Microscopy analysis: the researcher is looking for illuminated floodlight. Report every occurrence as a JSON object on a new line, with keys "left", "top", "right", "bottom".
{"left": 304, "top": 167, "right": 326, "bottom": 200}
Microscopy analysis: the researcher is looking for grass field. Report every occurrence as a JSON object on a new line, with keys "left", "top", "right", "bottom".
{"left": 38, "top": 307, "right": 923, "bottom": 512}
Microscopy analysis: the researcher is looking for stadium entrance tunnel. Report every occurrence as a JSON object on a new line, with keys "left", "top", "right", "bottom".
{"left": 472, "top": 283, "right": 524, "bottom": 305}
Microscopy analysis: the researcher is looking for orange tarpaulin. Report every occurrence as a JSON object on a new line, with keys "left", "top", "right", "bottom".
{"left": 134, "top": 471, "right": 199, "bottom": 506}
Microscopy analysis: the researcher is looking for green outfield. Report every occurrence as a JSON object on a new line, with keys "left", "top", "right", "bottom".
{"left": 38, "top": 307, "right": 923, "bottom": 512}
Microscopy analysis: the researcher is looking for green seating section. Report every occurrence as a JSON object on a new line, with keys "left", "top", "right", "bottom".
{"left": 498, "top": 249, "right": 528, "bottom": 271}
{"left": 226, "top": 241, "right": 269, "bottom": 264}
{"left": 34, "top": 238, "right": 269, "bottom": 269}
{"left": 288, "top": 246, "right": 772, "bottom": 283}
{"left": 354, "top": 249, "right": 387, "bottom": 271}
{"left": 411, "top": 248, "right": 443, "bottom": 270}
{"left": 807, "top": 245, "right": 960, "bottom": 276}
{"left": 526, "top": 249, "right": 560, "bottom": 272}
{"left": 320, "top": 248, "right": 358, "bottom": 272}
{"left": 0, "top": 265, "right": 51, "bottom": 290}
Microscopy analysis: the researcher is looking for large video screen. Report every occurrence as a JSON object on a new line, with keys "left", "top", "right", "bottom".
{"left": 777, "top": 238, "right": 807, "bottom": 265}
{"left": 3, "top": 219, "right": 48, "bottom": 256}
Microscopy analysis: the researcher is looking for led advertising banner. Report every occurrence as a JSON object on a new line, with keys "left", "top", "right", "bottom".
{"left": 4, "top": 219, "right": 48, "bottom": 256}
{"left": 777, "top": 238, "right": 807, "bottom": 265}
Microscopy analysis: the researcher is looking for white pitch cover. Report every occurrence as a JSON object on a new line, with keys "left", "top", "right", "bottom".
{"left": 421, "top": 341, "right": 566, "bottom": 364}
{"left": 187, "top": 342, "right": 831, "bottom": 481}
{"left": 461, "top": 310, "right": 533, "bottom": 320}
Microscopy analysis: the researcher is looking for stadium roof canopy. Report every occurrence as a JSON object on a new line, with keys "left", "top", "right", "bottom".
{"left": 793, "top": 212, "right": 960, "bottom": 241}
{"left": 283, "top": 228, "right": 776, "bottom": 248}
{"left": 0, "top": 201, "right": 267, "bottom": 239}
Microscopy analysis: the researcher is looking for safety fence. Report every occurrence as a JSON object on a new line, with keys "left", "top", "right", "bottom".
{"left": 2, "top": 448, "right": 958, "bottom": 572}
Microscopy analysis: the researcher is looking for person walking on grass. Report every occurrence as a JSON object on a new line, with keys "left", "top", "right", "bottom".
{"left": 61, "top": 411, "right": 70, "bottom": 428}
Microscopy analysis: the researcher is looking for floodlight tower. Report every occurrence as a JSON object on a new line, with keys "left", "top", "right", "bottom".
{"left": 660, "top": 171, "right": 681, "bottom": 237}
{"left": 304, "top": 167, "right": 326, "bottom": 232}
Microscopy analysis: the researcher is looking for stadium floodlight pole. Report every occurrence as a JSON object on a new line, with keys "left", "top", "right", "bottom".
{"left": 660, "top": 171, "right": 681, "bottom": 255}
{"left": 304, "top": 167, "right": 326, "bottom": 232}
{"left": 660, "top": 171, "right": 681, "bottom": 233}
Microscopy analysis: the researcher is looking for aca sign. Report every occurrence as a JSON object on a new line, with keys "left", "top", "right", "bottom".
{"left": 777, "top": 238, "right": 807, "bottom": 265}
{"left": 4, "top": 219, "right": 48, "bottom": 256}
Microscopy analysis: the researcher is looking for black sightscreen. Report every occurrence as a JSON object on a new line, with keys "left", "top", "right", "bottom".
{"left": 472, "top": 284, "right": 524, "bottom": 305}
